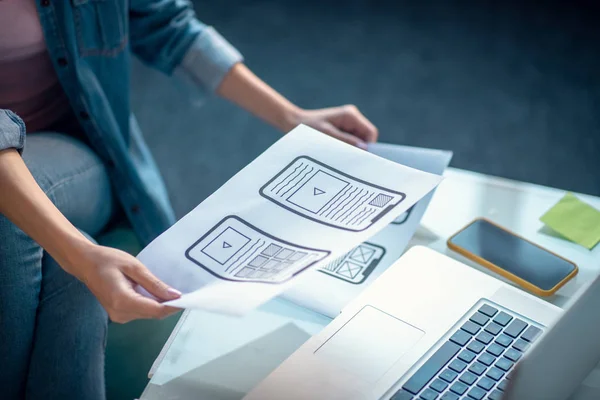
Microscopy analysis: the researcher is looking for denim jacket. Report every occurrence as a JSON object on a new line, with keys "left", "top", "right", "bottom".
{"left": 0, "top": 0, "right": 242, "bottom": 245}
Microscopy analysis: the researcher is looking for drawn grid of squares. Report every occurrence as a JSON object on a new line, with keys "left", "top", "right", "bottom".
{"left": 233, "top": 243, "right": 311, "bottom": 280}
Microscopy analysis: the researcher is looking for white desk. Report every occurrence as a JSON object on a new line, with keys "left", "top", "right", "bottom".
{"left": 141, "top": 168, "right": 600, "bottom": 400}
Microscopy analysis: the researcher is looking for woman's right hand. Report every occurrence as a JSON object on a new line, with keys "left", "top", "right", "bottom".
{"left": 66, "top": 243, "right": 181, "bottom": 323}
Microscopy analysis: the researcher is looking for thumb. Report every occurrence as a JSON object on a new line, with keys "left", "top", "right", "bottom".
{"left": 124, "top": 263, "right": 181, "bottom": 301}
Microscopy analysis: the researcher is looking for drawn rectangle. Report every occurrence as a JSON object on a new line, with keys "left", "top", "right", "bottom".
{"left": 200, "top": 227, "right": 250, "bottom": 265}
{"left": 319, "top": 242, "right": 386, "bottom": 284}
{"left": 260, "top": 156, "right": 406, "bottom": 231}
{"left": 287, "top": 170, "right": 349, "bottom": 214}
{"left": 186, "top": 216, "right": 330, "bottom": 284}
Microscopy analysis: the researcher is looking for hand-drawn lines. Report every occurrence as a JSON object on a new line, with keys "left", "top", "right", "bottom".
{"left": 319, "top": 242, "right": 386, "bottom": 284}
{"left": 260, "top": 156, "right": 406, "bottom": 231}
{"left": 391, "top": 204, "right": 415, "bottom": 225}
{"left": 185, "top": 216, "right": 330, "bottom": 283}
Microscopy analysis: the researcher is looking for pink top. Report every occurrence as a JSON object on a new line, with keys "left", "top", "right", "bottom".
{"left": 0, "top": 0, "right": 72, "bottom": 133}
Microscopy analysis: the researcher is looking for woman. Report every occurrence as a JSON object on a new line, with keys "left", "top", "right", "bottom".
{"left": 0, "top": 1, "right": 377, "bottom": 398}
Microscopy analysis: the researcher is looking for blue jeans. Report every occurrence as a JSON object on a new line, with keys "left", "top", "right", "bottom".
{"left": 0, "top": 133, "right": 114, "bottom": 399}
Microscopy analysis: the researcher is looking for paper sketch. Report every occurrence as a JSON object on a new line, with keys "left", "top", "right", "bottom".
{"left": 136, "top": 125, "right": 443, "bottom": 315}
{"left": 319, "top": 242, "right": 385, "bottom": 284}
{"left": 260, "top": 156, "right": 406, "bottom": 231}
{"left": 186, "top": 216, "right": 330, "bottom": 284}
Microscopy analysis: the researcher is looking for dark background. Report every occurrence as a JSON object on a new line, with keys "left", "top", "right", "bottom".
{"left": 131, "top": 0, "right": 600, "bottom": 217}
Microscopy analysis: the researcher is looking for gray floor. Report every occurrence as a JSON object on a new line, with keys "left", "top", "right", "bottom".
{"left": 131, "top": 0, "right": 600, "bottom": 217}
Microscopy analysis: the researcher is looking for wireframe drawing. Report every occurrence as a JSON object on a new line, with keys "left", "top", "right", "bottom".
{"left": 260, "top": 156, "right": 406, "bottom": 231}
{"left": 185, "top": 216, "right": 330, "bottom": 283}
{"left": 319, "top": 242, "right": 386, "bottom": 284}
{"left": 391, "top": 204, "right": 415, "bottom": 225}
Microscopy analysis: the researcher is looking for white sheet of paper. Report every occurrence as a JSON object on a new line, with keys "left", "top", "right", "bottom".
{"left": 136, "top": 125, "right": 443, "bottom": 315}
{"left": 281, "top": 143, "right": 452, "bottom": 317}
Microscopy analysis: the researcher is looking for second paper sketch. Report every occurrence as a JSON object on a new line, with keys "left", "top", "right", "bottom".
{"left": 260, "top": 156, "right": 406, "bottom": 231}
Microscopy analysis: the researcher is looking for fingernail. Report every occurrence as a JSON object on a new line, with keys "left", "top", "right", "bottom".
{"left": 357, "top": 142, "right": 368, "bottom": 150}
{"left": 167, "top": 287, "right": 182, "bottom": 297}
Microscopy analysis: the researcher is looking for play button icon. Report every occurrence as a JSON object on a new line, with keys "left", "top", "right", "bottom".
{"left": 222, "top": 241, "right": 232, "bottom": 249}
{"left": 313, "top": 187, "right": 325, "bottom": 196}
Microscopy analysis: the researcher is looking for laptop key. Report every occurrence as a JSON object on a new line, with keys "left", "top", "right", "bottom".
{"left": 468, "top": 362, "right": 487, "bottom": 376}
{"left": 478, "top": 304, "right": 498, "bottom": 318}
{"left": 450, "top": 330, "right": 472, "bottom": 347}
{"left": 467, "top": 340, "right": 485, "bottom": 354}
{"left": 429, "top": 379, "right": 448, "bottom": 393}
{"left": 494, "top": 334, "right": 513, "bottom": 347}
{"left": 475, "top": 331, "right": 494, "bottom": 345}
{"left": 504, "top": 348, "right": 522, "bottom": 362}
{"left": 477, "top": 353, "right": 496, "bottom": 366}
{"left": 477, "top": 376, "right": 495, "bottom": 391}
{"left": 402, "top": 341, "right": 461, "bottom": 395}
{"left": 420, "top": 388, "right": 439, "bottom": 400}
{"left": 486, "top": 343, "right": 504, "bottom": 357}
{"left": 449, "top": 359, "right": 467, "bottom": 373}
{"left": 512, "top": 338, "right": 530, "bottom": 352}
{"left": 459, "top": 372, "right": 477, "bottom": 385}
{"left": 440, "top": 392, "right": 459, "bottom": 400}
{"left": 467, "top": 387, "right": 486, "bottom": 399}
{"left": 391, "top": 389, "right": 414, "bottom": 400}
{"left": 521, "top": 325, "right": 542, "bottom": 342}
{"left": 497, "top": 379, "right": 509, "bottom": 391}
{"left": 488, "top": 389, "right": 503, "bottom": 400}
{"left": 458, "top": 350, "right": 476, "bottom": 363}
{"left": 495, "top": 357, "right": 514, "bottom": 372}
{"left": 504, "top": 319, "right": 528, "bottom": 338}
{"left": 493, "top": 312, "right": 513, "bottom": 327}
{"left": 484, "top": 323, "right": 502, "bottom": 336}
{"left": 440, "top": 369, "right": 458, "bottom": 383}
{"left": 470, "top": 312, "right": 490, "bottom": 326}
{"left": 461, "top": 321, "right": 481, "bottom": 335}
{"left": 486, "top": 367, "right": 505, "bottom": 381}
{"left": 450, "top": 381, "right": 468, "bottom": 395}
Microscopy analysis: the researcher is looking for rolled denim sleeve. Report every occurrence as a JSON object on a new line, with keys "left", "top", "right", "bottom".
{"left": 129, "top": 0, "right": 242, "bottom": 94}
{"left": 0, "top": 110, "right": 26, "bottom": 154}
{"left": 176, "top": 26, "right": 243, "bottom": 93}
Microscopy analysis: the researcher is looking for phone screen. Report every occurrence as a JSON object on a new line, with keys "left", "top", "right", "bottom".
{"left": 449, "top": 219, "right": 576, "bottom": 291}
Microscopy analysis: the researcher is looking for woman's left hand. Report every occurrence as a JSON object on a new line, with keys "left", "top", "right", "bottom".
{"left": 290, "top": 105, "right": 379, "bottom": 149}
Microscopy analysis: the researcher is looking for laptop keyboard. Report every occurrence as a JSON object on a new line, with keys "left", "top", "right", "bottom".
{"left": 391, "top": 303, "right": 543, "bottom": 400}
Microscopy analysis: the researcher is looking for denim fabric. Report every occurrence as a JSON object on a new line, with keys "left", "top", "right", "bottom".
{"left": 0, "top": 110, "right": 25, "bottom": 154}
{"left": 0, "top": 0, "right": 242, "bottom": 245}
{"left": 0, "top": 133, "right": 112, "bottom": 399}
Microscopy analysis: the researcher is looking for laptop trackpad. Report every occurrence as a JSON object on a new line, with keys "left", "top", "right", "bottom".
{"left": 315, "top": 306, "right": 425, "bottom": 383}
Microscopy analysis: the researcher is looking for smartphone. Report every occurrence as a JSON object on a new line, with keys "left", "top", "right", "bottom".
{"left": 447, "top": 218, "right": 578, "bottom": 297}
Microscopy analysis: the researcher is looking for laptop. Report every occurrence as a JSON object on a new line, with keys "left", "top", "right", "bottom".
{"left": 245, "top": 246, "right": 600, "bottom": 400}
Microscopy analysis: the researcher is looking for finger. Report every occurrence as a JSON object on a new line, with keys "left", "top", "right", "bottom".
{"left": 342, "top": 105, "right": 379, "bottom": 143}
{"left": 123, "top": 263, "right": 181, "bottom": 301}
{"left": 124, "top": 292, "right": 180, "bottom": 320}
{"left": 318, "top": 123, "right": 368, "bottom": 150}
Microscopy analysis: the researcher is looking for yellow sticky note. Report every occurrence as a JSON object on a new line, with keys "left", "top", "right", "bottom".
{"left": 540, "top": 193, "right": 600, "bottom": 250}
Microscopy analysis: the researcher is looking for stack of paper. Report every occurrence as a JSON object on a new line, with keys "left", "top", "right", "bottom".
{"left": 137, "top": 125, "right": 443, "bottom": 315}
